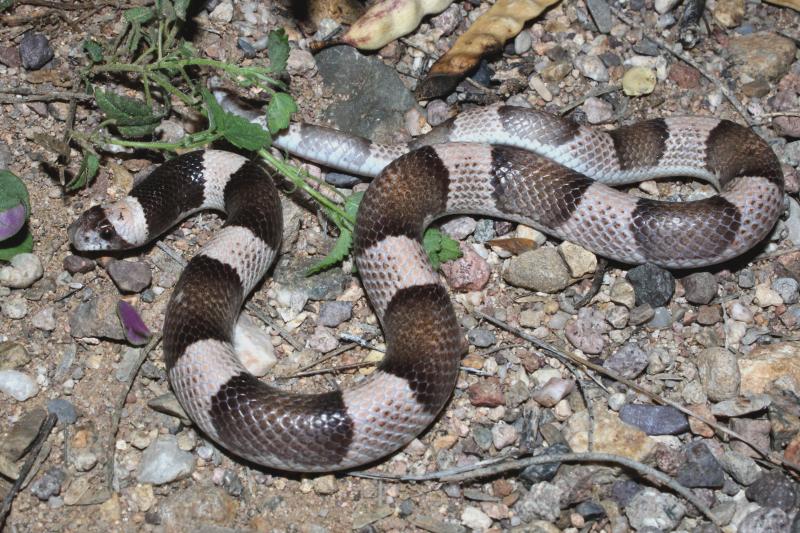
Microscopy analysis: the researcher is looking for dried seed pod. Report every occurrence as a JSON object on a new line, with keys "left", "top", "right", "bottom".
{"left": 341, "top": 0, "right": 454, "bottom": 50}
{"left": 416, "top": 0, "right": 561, "bottom": 99}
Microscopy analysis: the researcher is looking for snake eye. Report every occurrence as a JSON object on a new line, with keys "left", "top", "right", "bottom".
{"left": 99, "top": 224, "right": 115, "bottom": 240}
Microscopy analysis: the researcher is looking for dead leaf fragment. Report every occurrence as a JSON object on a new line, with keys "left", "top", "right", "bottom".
{"left": 417, "top": 0, "right": 562, "bottom": 99}
{"left": 765, "top": 0, "right": 800, "bottom": 10}
{"left": 342, "top": 0, "right": 454, "bottom": 50}
{"left": 488, "top": 237, "right": 537, "bottom": 255}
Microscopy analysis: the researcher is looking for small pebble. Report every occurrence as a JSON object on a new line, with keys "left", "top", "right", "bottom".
{"left": 63, "top": 255, "right": 95, "bottom": 274}
{"left": 2, "top": 297, "right": 27, "bottom": 319}
{"left": 467, "top": 327, "right": 495, "bottom": 348}
{"left": 575, "top": 55, "right": 609, "bottom": 82}
{"left": 744, "top": 472, "right": 798, "bottom": 513}
{"left": 0, "top": 253, "right": 44, "bottom": 289}
{"left": 619, "top": 404, "right": 689, "bottom": 435}
{"left": 622, "top": 67, "right": 657, "bottom": 96}
{"left": 32, "top": 306, "right": 56, "bottom": 331}
{"left": 676, "top": 441, "right": 725, "bottom": 488}
{"left": 19, "top": 32, "right": 54, "bottom": 70}
{"left": 491, "top": 421, "right": 518, "bottom": 450}
{"left": 317, "top": 301, "right": 352, "bottom": 327}
{"left": 581, "top": 96, "right": 613, "bottom": 124}
{"left": 136, "top": 435, "right": 195, "bottom": 485}
{"left": 107, "top": 260, "right": 152, "bottom": 293}
{"left": 30, "top": 468, "right": 66, "bottom": 500}
{"left": 772, "top": 277, "right": 799, "bottom": 305}
{"left": 604, "top": 343, "right": 648, "bottom": 379}
{"left": 514, "top": 31, "right": 532, "bottom": 55}
{"left": 47, "top": 398, "right": 78, "bottom": 424}
{"left": 627, "top": 264, "right": 674, "bottom": 307}
{"left": 625, "top": 488, "right": 686, "bottom": 530}
{"left": 461, "top": 506, "right": 493, "bottom": 530}
{"left": 682, "top": 272, "right": 717, "bottom": 304}
{"left": 0, "top": 369, "right": 39, "bottom": 400}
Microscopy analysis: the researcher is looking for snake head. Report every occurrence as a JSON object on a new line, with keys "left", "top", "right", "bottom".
{"left": 68, "top": 201, "right": 144, "bottom": 251}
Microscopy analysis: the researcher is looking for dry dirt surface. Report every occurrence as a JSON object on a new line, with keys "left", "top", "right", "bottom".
{"left": 1, "top": 1, "right": 800, "bottom": 532}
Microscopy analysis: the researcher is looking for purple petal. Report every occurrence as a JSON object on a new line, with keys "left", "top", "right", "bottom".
{"left": 0, "top": 203, "right": 26, "bottom": 241}
{"left": 117, "top": 300, "right": 152, "bottom": 346}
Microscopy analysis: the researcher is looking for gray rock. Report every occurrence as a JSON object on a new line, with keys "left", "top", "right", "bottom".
{"left": 575, "top": 500, "right": 606, "bottom": 520}
{"left": 472, "top": 426, "right": 493, "bottom": 451}
{"left": 711, "top": 393, "right": 771, "bottom": 417}
{"left": 136, "top": 435, "right": 195, "bottom": 485}
{"left": 610, "top": 479, "right": 642, "bottom": 506}
{"left": 739, "top": 269, "right": 756, "bottom": 288}
{"left": 628, "top": 304, "right": 655, "bottom": 325}
{"left": 503, "top": 248, "right": 571, "bottom": 293}
{"left": 158, "top": 486, "right": 239, "bottom": 530}
{"left": 317, "top": 301, "right": 352, "bottom": 327}
{"left": 472, "top": 219, "right": 495, "bottom": 243}
{"left": 0, "top": 341, "right": 30, "bottom": 370}
{"left": 633, "top": 38, "right": 660, "bottom": 56}
{"left": 20, "top": 32, "right": 54, "bottom": 70}
{"left": 467, "top": 328, "right": 495, "bottom": 348}
{"left": 575, "top": 55, "right": 609, "bottom": 82}
{"left": 697, "top": 347, "right": 740, "bottom": 402}
{"left": 625, "top": 488, "right": 686, "bottom": 530}
{"left": 514, "top": 482, "right": 564, "bottom": 522}
{"left": 30, "top": 468, "right": 66, "bottom": 500}
{"left": 222, "top": 469, "right": 244, "bottom": 497}
{"left": 739, "top": 507, "right": 790, "bottom": 533}
{"left": 0, "top": 369, "right": 39, "bottom": 401}
{"left": 315, "top": 46, "right": 417, "bottom": 143}
{"left": 646, "top": 306, "right": 672, "bottom": 329}
{"left": 272, "top": 255, "right": 349, "bottom": 302}
{"left": 440, "top": 216, "right": 476, "bottom": 240}
{"left": 682, "top": 272, "right": 718, "bottom": 304}
{"left": 619, "top": 404, "right": 689, "bottom": 435}
{"left": 585, "top": 0, "right": 613, "bottom": 33}
{"left": 519, "top": 443, "right": 570, "bottom": 485}
{"left": 47, "top": 399, "right": 77, "bottom": 425}
{"left": 1, "top": 408, "right": 46, "bottom": 460}
{"left": 772, "top": 277, "right": 799, "bottom": 305}
{"left": 0, "top": 253, "right": 44, "bottom": 288}
{"left": 603, "top": 343, "right": 648, "bottom": 378}
{"left": 32, "top": 306, "right": 56, "bottom": 331}
{"left": 729, "top": 32, "right": 797, "bottom": 82}
{"left": 69, "top": 294, "right": 126, "bottom": 340}
{"left": 514, "top": 30, "right": 532, "bottom": 55}
{"left": 1, "top": 297, "right": 27, "bottom": 319}
{"left": 676, "top": 441, "right": 725, "bottom": 488}
{"left": 581, "top": 96, "right": 613, "bottom": 124}
{"left": 745, "top": 472, "right": 799, "bottom": 513}
{"left": 426, "top": 100, "right": 451, "bottom": 127}
{"left": 565, "top": 307, "right": 607, "bottom": 354}
{"left": 626, "top": 264, "right": 675, "bottom": 307}
{"left": 107, "top": 259, "right": 152, "bottom": 293}
{"left": 719, "top": 450, "right": 761, "bottom": 485}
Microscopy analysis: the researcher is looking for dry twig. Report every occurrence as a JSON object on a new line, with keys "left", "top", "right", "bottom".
{"left": 0, "top": 414, "right": 58, "bottom": 528}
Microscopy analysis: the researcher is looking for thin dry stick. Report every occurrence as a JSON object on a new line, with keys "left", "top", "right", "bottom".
{"left": 360, "top": 452, "right": 719, "bottom": 524}
{"left": 475, "top": 311, "right": 800, "bottom": 474}
{"left": 293, "top": 342, "right": 360, "bottom": 374}
{"left": 102, "top": 334, "right": 162, "bottom": 499}
{"left": 154, "top": 241, "right": 305, "bottom": 352}
{"left": 283, "top": 361, "right": 375, "bottom": 379}
{"left": 559, "top": 85, "right": 619, "bottom": 115}
{"left": 609, "top": 5, "right": 753, "bottom": 127}
{"left": 0, "top": 413, "right": 58, "bottom": 528}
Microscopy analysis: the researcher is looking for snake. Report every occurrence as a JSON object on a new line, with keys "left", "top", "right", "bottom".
{"left": 68, "top": 104, "right": 784, "bottom": 472}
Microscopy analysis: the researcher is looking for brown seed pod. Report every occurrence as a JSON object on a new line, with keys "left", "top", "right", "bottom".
{"left": 340, "top": 0, "right": 455, "bottom": 50}
{"left": 416, "top": 0, "right": 561, "bottom": 99}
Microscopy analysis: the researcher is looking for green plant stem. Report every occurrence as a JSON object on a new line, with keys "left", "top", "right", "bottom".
{"left": 258, "top": 149, "right": 354, "bottom": 230}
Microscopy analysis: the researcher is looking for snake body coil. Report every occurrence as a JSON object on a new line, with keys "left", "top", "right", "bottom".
{"left": 69, "top": 105, "right": 784, "bottom": 471}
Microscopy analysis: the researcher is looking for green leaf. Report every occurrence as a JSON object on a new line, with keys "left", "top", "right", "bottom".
{"left": 306, "top": 226, "right": 352, "bottom": 276}
{"left": 306, "top": 192, "right": 363, "bottom": 275}
{"left": 0, "top": 171, "right": 30, "bottom": 214}
{"left": 0, "top": 229, "right": 33, "bottom": 262}
{"left": 67, "top": 152, "right": 100, "bottom": 191}
{"left": 124, "top": 6, "right": 154, "bottom": 24}
{"left": 82, "top": 40, "right": 104, "bottom": 63}
{"left": 267, "top": 29, "right": 289, "bottom": 73}
{"left": 95, "top": 89, "right": 162, "bottom": 137}
{"left": 202, "top": 89, "right": 270, "bottom": 151}
{"left": 0, "top": 0, "right": 13, "bottom": 13}
{"left": 267, "top": 93, "right": 297, "bottom": 135}
{"left": 423, "top": 228, "right": 462, "bottom": 270}
{"left": 174, "top": 0, "right": 190, "bottom": 20}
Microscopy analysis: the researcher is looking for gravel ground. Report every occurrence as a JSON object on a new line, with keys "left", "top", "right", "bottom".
{"left": 1, "top": 1, "right": 800, "bottom": 532}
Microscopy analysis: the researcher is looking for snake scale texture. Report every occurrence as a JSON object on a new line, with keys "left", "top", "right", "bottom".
{"left": 69, "top": 105, "right": 784, "bottom": 471}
